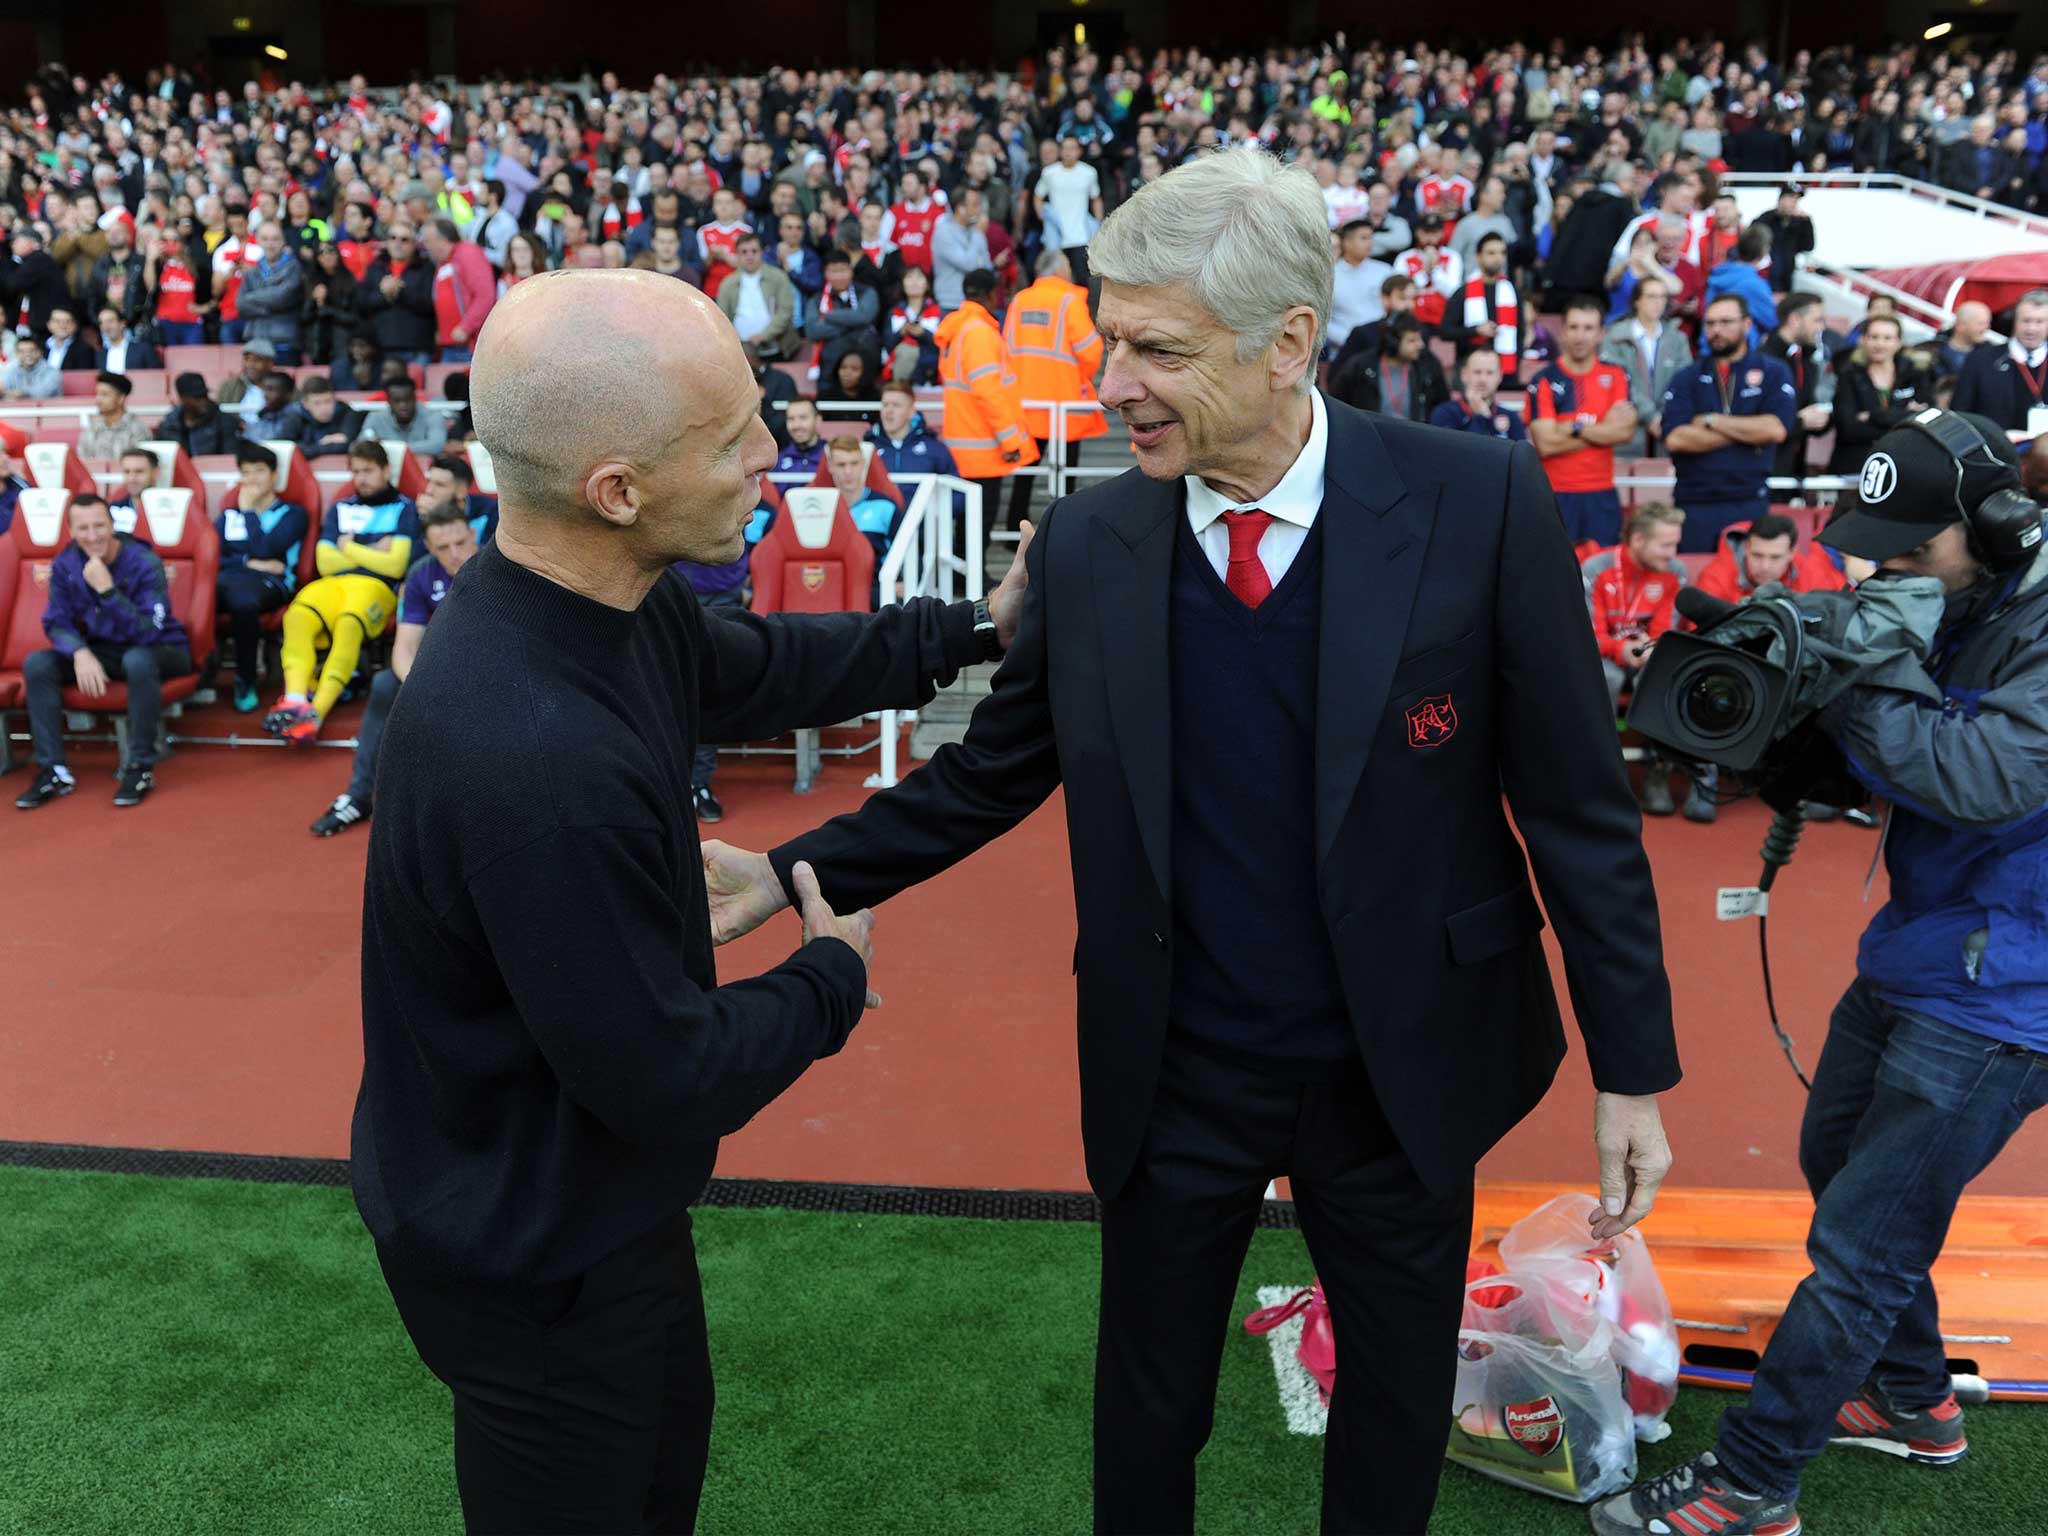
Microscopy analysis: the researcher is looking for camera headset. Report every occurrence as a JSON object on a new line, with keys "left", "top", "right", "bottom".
{"left": 1897, "top": 407, "right": 2045, "bottom": 573}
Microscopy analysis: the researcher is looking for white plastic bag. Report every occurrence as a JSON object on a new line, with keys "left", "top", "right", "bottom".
{"left": 1498, "top": 1193, "right": 1681, "bottom": 1439}
{"left": 1447, "top": 1270, "right": 1638, "bottom": 1503}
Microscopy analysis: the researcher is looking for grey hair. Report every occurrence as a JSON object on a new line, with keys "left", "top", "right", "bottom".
{"left": 1087, "top": 147, "right": 1332, "bottom": 393}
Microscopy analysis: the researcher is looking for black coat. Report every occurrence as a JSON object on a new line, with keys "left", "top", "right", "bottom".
{"left": 1952, "top": 344, "right": 2045, "bottom": 433}
{"left": 3, "top": 251, "right": 72, "bottom": 337}
{"left": 152, "top": 402, "right": 244, "bottom": 457}
{"left": 1330, "top": 347, "right": 1451, "bottom": 423}
{"left": 355, "top": 255, "right": 437, "bottom": 355}
{"left": 1830, "top": 359, "right": 1934, "bottom": 473}
{"left": 771, "top": 400, "right": 1681, "bottom": 1200}
{"left": 1537, "top": 191, "right": 1637, "bottom": 309}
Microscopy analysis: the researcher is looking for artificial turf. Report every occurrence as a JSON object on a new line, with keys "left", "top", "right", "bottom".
{"left": 1, "top": 1165, "right": 2038, "bottom": 1534}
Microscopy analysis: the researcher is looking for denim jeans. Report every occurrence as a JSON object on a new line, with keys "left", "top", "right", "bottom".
{"left": 24, "top": 644, "right": 194, "bottom": 768}
{"left": 691, "top": 587, "right": 747, "bottom": 788}
{"left": 157, "top": 320, "right": 205, "bottom": 346}
{"left": 1715, "top": 978, "right": 2048, "bottom": 1500}
{"left": 347, "top": 667, "right": 402, "bottom": 803}
{"left": 439, "top": 347, "right": 473, "bottom": 365}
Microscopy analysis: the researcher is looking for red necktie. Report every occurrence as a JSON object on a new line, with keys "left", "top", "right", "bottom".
{"left": 1222, "top": 509, "right": 1274, "bottom": 610}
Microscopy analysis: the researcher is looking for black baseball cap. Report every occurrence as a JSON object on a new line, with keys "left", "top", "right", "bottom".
{"left": 1820, "top": 410, "right": 2023, "bottom": 563}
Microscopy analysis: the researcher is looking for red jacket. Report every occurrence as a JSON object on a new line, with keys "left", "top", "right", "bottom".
{"left": 1585, "top": 544, "right": 1683, "bottom": 664}
{"left": 432, "top": 240, "right": 497, "bottom": 348}
{"left": 1691, "top": 519, "right": 1848, "bottom": 608}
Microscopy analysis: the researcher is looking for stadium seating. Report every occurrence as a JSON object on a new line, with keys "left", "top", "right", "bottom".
{"left": 805, "top": 442, "right": 903, "bottom": 509}
{"left": 748, "top": 487, "right": 873, "bottom": 615}
{"left": 464, "top": 441, "right": 496, "bottom": 494}
{"left": 24, "top": 441, "right": 100, "bottom": 497}
{"left": 58, "top": 372, "right": 99, "bottom": 398}
{"left": 1, "top": 490, "right": 75, "bottom": 766}
{"left": 134, "top": 441, "right": 210, "bottom": 499}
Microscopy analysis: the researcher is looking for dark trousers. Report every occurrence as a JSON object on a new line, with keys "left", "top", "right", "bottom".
{"left": 1065, "top": 244, "right": 1093, "bottom": 288}
{"left": 217, "top": 567, "right": 291, "bottom": 684}
{"left": 346, "top": 667, "right": 402, "bottom": 802}
{"left": 379, "top": 1211, "right": 715, "bottom": 1535}
{"left": 24, "top": 644, "right": 193, "bottom": 769}
{"left": 1094, "top": 1037, "right": 1473, "bottom": 1535}
{"left": 1006, "top": 439, "right": 1082, "bottom": 531}
{"left": 691, "top": 588, "right": 747, "bottom": 788}
{"left": 1716, "top": 980, "right": 2048, "bottom": 1500}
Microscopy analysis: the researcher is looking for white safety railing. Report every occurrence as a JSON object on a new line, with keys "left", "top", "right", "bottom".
{"left": 1718, "top": 171, "right": 2048, "bottom": 241}
{"left": 717, "top": 470, "right": 983, "bottom": 791}
{"left": 1793, "top": 259, "right": 1968, "bottom": 345}
{"left": 1, "top": 398, "right": 469, "bottom": 428}
{"left": 1613, "top": 474, "right": 1857, "bottom": 503}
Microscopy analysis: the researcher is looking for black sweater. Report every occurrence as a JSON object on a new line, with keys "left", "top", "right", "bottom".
{"left": 354, "top": 541, "right": 982, "bottom": 1283}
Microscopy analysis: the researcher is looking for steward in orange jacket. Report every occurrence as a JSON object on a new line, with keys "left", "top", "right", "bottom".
{"left": 936, "top": 275, "right": 1039, "bottom": 484}
{"left": 1002, "top": 252, "right": 1107, "bottom": 446}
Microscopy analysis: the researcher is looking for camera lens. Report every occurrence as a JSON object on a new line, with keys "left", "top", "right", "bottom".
{"left": 1681, "top": 667, "right": 1753, "bottom": 738}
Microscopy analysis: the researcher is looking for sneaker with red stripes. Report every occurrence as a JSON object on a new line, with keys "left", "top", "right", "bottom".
{"left": 1588, "top": 1451, "right": 1800, "bottom": 1536}
{"left": 280, "top": 707, "right": 324, "bottom": 746}
{"left": 1831, "top": 1382, "right": 1968, "bottom": 1465}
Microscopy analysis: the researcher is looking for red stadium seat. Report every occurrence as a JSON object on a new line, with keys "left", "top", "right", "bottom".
{"left": 366, "top": 440, "right": 428, "bottom": 500}
{"left": 0, "top": 534, "right": 20, "bottom": 722}
{"left": 1678, "top": 551, "right": 1714, "bottom": 580}
{"left": 424, "top": 362, "right": 469, "bottom": 397}
{"left": 53, "top": 489, "right": 219, "bottom": 763}
{"left": 24, "top": 440, "right": 100, "bottom": 496}
{"left": 134, "top": 440, "right": 209, "bottom": 499}
{"left": 748, "top": 487, "right": 873, "bottom": 615}
{"left": 161, "top": 345, "right": 215, "bottom": 380}
{"left": 121, "top": 370, "right": 169, "bottom": 405}
{"left": 58, "top": 372, "right": 100, "bottom": 397}
{"left": 19, "top": 416, "right": 82, "bottom": 452}
{"left": 805, "top": 441, "right": 903, "bottom": 509}
{"left": 2, "top": 490, "right": 74, "bottom": 750}
{"left": 190, "top": 455, "right": 242, "bottom": 515}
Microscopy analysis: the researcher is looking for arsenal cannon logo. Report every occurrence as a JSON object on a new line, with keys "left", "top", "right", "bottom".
{"left": 1405, "top": 693, "right": 1458, "bottom": 749}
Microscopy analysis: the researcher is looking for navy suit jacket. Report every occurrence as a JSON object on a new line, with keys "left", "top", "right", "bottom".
{"left": 773, "top": 394, "right": 1680, "bottom": 1198}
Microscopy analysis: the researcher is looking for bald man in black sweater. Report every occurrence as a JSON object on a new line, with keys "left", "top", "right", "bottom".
{"left": 356, "top": 270, "right": 1024, "bottom": 1532}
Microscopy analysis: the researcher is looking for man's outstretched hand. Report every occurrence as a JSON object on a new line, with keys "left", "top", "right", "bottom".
{"left": 703, "top": 846, "right": 881, "bottom": 1009}
{"left": 1589, "top": 1092, "right": 1672, "bottom": 1240}
{"left": 701, "top": 840, "right": 789, "bottom": 946}
{"left": 791, "top": 861, "right": 881, "bottom": 1010}
{"left": 987, "top": 518, "right": 1035, "bottom": 650}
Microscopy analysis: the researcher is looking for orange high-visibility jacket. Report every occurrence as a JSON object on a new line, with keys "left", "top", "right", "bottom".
{"left": 1002, "top": 276, "right": 1107, "bottom": 442}
{"left": 935, "top": 300, "right": 1041, "bottom": 479}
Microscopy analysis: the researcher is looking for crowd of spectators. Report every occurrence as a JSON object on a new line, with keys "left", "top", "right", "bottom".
{"left": 3, "top": 37, "right": 2048, "bottom": 817}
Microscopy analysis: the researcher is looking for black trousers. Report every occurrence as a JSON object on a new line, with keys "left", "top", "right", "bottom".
{"left": 1094, "top": 1037, "right": 1473, "bottom": 1535}
{"left": 216, "top": 567, "right": 290, "bottom": 684}
{"left": 379, "top": 1211, "right": 715, "bottom": 1535}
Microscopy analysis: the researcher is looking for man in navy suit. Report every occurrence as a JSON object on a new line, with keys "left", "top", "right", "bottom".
{"left": 707, "top": 150, "right": 1681, "bottom": 1534}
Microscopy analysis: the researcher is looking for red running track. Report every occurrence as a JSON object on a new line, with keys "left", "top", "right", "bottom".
{"left": 3, "top": 694, "right": 2042, "bottom": 1197}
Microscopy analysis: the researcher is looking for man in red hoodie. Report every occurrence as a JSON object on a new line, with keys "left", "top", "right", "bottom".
{"left": 1586, "top": 502, "right": 1690, "bottom": 814}
{"left": 1692, "top": 512, "right": 1847, "bottom": 605}
{"left": 423, "top": 219, "right": 495, "bottom": 365}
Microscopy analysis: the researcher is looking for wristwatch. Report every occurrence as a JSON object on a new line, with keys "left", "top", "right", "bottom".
{"left": 972, "top": 598, "right": 1003, "bottom": 662}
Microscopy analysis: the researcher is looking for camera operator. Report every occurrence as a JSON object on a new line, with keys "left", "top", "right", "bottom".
{"left": 1593, "top": 410, "right": 2048, "bottom": 1536}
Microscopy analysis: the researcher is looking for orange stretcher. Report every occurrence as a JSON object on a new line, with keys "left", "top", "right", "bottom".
{"left": 1470, "top": 1182, "right": 2048, "bottom": 1403}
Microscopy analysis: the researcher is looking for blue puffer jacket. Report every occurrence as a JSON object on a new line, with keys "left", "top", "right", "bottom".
{"left": 1822, "top": 531, "right": 2048, "bottom": 1050}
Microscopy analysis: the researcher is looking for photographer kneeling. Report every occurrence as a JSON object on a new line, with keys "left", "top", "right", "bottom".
{"left": 1593, "top": 411, "right": 2048, "bottom": 1536}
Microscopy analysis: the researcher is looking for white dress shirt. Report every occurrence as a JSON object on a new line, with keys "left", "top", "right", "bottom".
{"left": 1183, "top": 388, "right": 1328, "bottom": 589}
{"left": 103, "top": 338, "right": 133, "bottom": 373}
{"left": 2014, "top": 340, "right": 2047, "bottom": 370}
